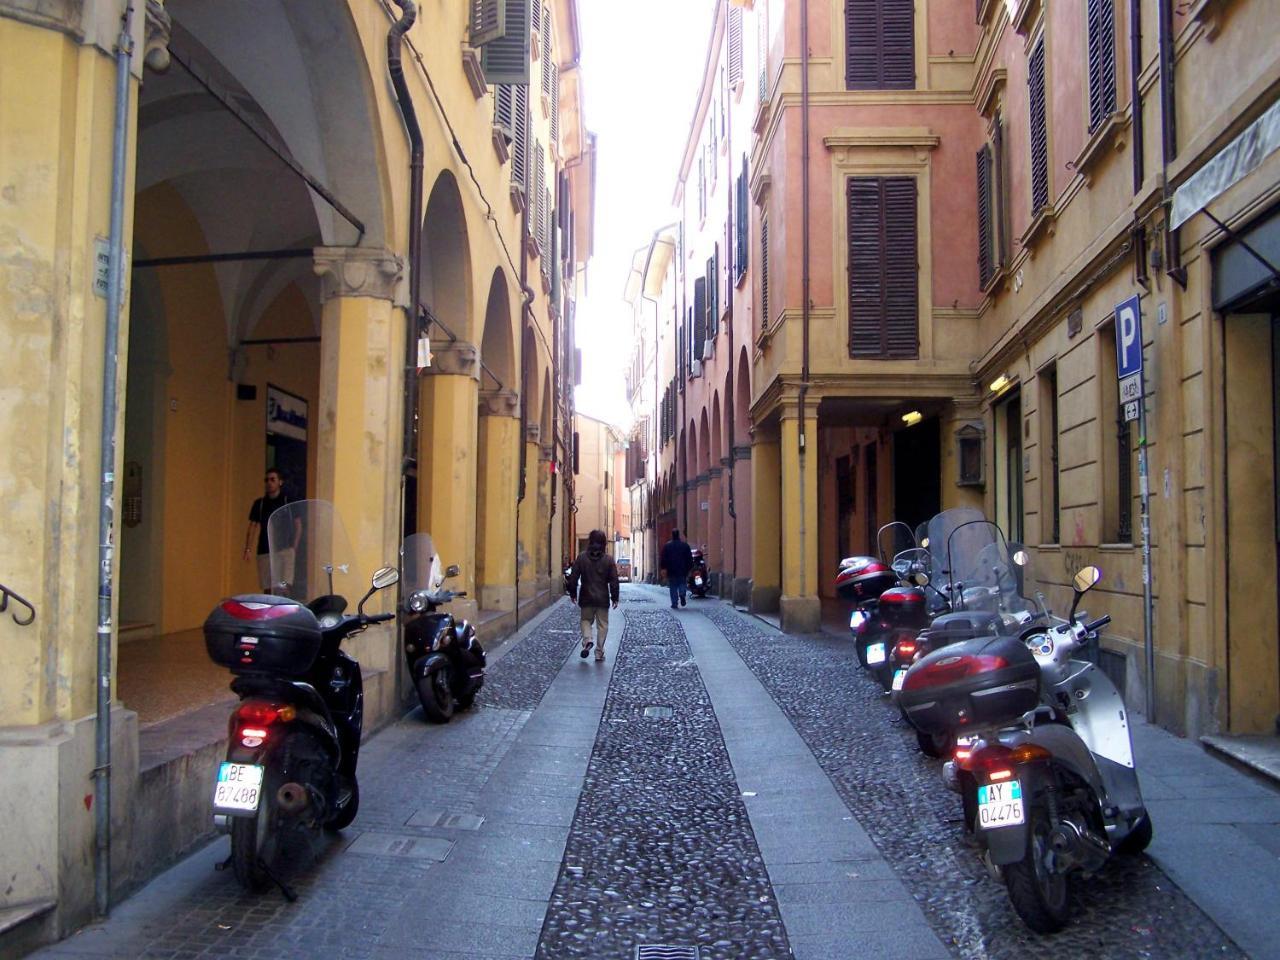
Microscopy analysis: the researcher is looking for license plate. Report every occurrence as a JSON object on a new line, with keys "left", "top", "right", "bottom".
{"left": 977, "top": 779, "right": 1024, "bottom": 829}
{"left": 850, "top": 610, "right": 868, "bottom": 630}
{"left": 892, "top": 668, "right": 907, "bottom": 691}
{"left": 867, "top": 642, "right": 886, "bottom": 665}
{"left": 213, "top": 762, "right": 264, "bottom": 813}
{"left": 694, "top": 576, "right": 703, "bottom": 585}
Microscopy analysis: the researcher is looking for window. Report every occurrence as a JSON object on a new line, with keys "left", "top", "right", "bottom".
{"left": 760, "top": 210, "right": 770, "bottom": 331}
{"left": 1087, "top": 0, "right": 1117, "bottom": 131}
{"left": 728, "top": 6, "right": 744, "bottom": 90}
{"left": 977, "top": 144, "right": 994, "bottom": 289}
{"left": 693, "top": 278, "right": 707, "bottom": 362}
{"left": 1039, "top": 365, "right": 1060, "bottom": 543}
{"left": 480, "top": 0, "right": 530, "bottom": 85}
{"left": 845, "top": 0, "right": 914, "bottom": 90}
{"left": 1028, "top": 41, "right": 1050, "bottom": 215}
{"left": 735, "top": 156, "right": 749, "bottom": 282}
{"left": 512, "top": 84, "right": 529, "bottom": 195}
{"left": 992, "top": 112, "right": 1010, "bottom": 265}
{"left": 540, "top": 6, "right": 553, "bottom": 100}
{"left": 706, "top": 246, "right": 719, "bottom": 342}
{"left": 1099, "top": 322, "right": 1134, "bottom": 542}
{"left": 847, "top": 176, "right": 918, "bottom": 358}
{"left": 995, "top": 392, "right": 1025, "bottom": 544}
{"left": 758, "top": 0, "right": 769, "bottom": 103}
{"left": 697, "top": 157, "right": 706, "bottom": 221}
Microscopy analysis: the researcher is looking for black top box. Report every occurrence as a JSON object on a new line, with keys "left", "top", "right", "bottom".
{"left": 899, "top": 634, "right": 1040, "bottom": 735}
{"left": 205, "top": 594, "right": 323, "bottom": 676}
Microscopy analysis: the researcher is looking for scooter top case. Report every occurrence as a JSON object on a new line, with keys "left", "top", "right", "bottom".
{"left": 205, "top": 595, "right": 323, "bottom": 676}
{"left": 899, "top": 635, "right": 1040, "bottom": 735}
{"left": 835, "top": 557, "right": 896, "bottom": 602}
{"left": 877, "top": 586, "right": 928, "bottom": 629}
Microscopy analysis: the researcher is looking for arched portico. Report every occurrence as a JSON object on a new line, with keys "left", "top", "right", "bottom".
{"left": 476, "top": 269, "right": 520, "bottom": 610}
{"left": 709, "top": 392, "right": 724, "bottom": 577}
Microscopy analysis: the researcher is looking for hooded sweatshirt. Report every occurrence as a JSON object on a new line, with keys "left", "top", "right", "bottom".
{"left": 568, "top": 543, "right": 620, "bottom": 609}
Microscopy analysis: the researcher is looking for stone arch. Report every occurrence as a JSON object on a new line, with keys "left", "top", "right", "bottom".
{"left": 421, "top": 171, "right": 472, "bottom": 336}
{"left": 479, "top": 269, "right": 516, "bottom": 391}
{"left": 698, "top": 408, "right": 711, "bottom": 476}
{"left": 711, "top": 392, "right": 723, "bottom": 466}
{"left": 735, "top": 347, "right": 751, "bottom": 434}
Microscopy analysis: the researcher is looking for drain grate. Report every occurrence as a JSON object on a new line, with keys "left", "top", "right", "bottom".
{"left": 406, "top": 809, "right": 485, "bottom": 831}
{"left": 636, "top": 947, "right": 699, "bottom": 960}
{"left": 642, "top": 705, "right": 674, "bottom": 719}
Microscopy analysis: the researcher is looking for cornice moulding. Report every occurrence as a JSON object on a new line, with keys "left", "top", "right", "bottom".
{"left": 823, "top": 129, "right": 941, "bottom": 152}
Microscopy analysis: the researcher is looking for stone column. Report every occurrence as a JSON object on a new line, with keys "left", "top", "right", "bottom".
{"left": 780, "top": 410, "right": 820, "bottom": 633}
{"left": 730, "top": 446, "right": 753, "bottom": 606}
{"left": 537, "top": 441, "right": 555, "bottom": 593}
{"left": 313, "top": 246, "right": 406, "bottom": 670}
{"left": 707, "top": 466, "right": 724, "bottom": 591}
{"left": 517, "top": 425, "right": 541, "bottom": 599}
{"left": 750, "top": 435, "right": 781, "bottom": 613}
{"left": 476, "top": 390, "right": 520, "bottom": 611}
{"left": 418, "top": 340, "right": 481, "bottom": 622}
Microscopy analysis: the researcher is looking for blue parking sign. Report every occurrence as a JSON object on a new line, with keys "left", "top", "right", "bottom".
{"left": 1114, "top": 295, "right": 1143, "bottom": 380}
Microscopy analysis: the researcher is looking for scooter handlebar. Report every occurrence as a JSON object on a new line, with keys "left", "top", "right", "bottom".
{"left": 1084, "top": 615, "right": 1111, "bottom": 634}
{"left": 364, "top": 612, "right": 396, "bottom": 624}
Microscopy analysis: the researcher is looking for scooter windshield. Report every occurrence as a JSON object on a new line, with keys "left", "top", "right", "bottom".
{"left": 402, "top": 532, "right": 445, "bottom": 594}
{"left": 266, "top": 499, "right": 356, "bottom": 602}
{"left": 925, "top": 507, "right": 987, "bottom": 589}
{"left": 946, "top": 519, "right": 1024, "bottom": 613}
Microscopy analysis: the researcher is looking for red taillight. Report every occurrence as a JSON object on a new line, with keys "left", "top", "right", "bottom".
{"left": 240, "top": 727, "right": 269, "bottom": 740}
{"left": 234, "top": 702, "right": 296, "bottom": 726}
{"left": 895, "top": 640, "right": 917, "bottom": 657}
{"left": 221, "top": 600, "right": 300, "bottom": 621}
{"left": 954, "top": 745, "right": 973, "bottom": 764}
{"left": 902, "top": 654, "right": 1008, "bottom": 690}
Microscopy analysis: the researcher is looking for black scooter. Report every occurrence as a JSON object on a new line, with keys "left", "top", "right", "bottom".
{"left": 688, "top": 549, "right": 710, "bottom": 598}
{"left": 401, "top": 532, "right": 486, "bottom": 723}
{"left": 204, "top": 500, "right": 396, "bottom": 896}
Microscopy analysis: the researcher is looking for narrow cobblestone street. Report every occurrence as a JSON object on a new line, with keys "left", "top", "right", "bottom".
{"left": 31, "top": 587, "right": 1268, "bottom": 959}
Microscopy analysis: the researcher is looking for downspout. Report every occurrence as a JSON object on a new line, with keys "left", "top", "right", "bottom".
{"left": 94, "top": 0, "right": 135, "bottom": 919}
{"left": 798, "top": 0, "right": 812, "bottom": 597}
{"left": 388, "top": 1, "right": 422, "bottom": 709}
{"left": 1157, "top": 0, "right": 1186, "bottom": 286}
{"left": 1129, "top": 0, "right": 1148, "bottom": 286}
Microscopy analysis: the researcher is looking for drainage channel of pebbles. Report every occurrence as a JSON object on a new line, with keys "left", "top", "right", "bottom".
{"left": 536, "top": 609, "right": 791, "bottom": 960}
{"left": 700, "top": 605, "right": 1243, "bottom": 960}
{"left": 473, "top": 600, "right": 582, "bottom": 712}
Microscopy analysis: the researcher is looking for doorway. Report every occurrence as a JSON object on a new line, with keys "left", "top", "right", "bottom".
{"left": 892, "top": 417, "right": 941, "bottom": 533}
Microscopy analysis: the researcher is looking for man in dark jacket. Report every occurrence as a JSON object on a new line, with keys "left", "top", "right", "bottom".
{"left": 659, "top": 529, "right": 694, "bottom": 610}
{"left": 566, "top": 529, "right": 620, "bottom": 661}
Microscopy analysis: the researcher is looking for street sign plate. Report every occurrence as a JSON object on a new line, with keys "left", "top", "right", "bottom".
{"left": 1119, "top": 373, "right": 1143, "bottom": 403}
{"left": 1115, "top": 295, "right": 1144, "bottom": 380}
{"left": 1124, "top": 400, "right": 1139, "bottom": 422}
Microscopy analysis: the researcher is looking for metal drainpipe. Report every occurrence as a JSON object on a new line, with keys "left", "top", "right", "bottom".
{"left": 1157, "top": 0, "right": 1185, "bottom": 286}
{"left": 798, "top": 0, "right": 812, "bottom": 598}
{"left": 1129, "top": 0, "right": 1144, "bottom": 195}
{"left": 387, "top": 0, "right": 422, "bottom": 702}
{"left": 94, "top": 0, "right": 135, "bottom": 919}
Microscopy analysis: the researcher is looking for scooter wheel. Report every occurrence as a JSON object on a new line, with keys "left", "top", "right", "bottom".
{"left": 454, "top": 689, "right": 478, "bottom": 712}
{"left": 325, "top": 776, "right": 359, "bottom": 832}
{"left": 1115, "top": 813, "right": 1153, "bottom": 855}
{"left": 417, "top": 667, "right": 454, "bottom": 723}
{"left": 230, "top": 766, "right": 282, "bottom": 891}
{"left": 1004, "top": 806, "right": 1072, "bottom": 933}
{"left": 916, "top": 729, "right": 952, "bottom": 758}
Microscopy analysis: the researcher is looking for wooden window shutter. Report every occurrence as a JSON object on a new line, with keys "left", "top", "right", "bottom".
{"left": 705, "top": 252, "right": 717, "bottom": 341}
{"left": 846, "top": 0, "right": 914, "bottom": 90}
{"left": 977, "top": 145, "right": 994, "bottom": 289}
{"left": 530, "top": 0, "right": 540, "bottom": 36}
{"left": 550, "top": 64, "right": 560, "bottom": 148}
{"left": 847, "top": 176, "right": 918, "bottom": 358}
{"left": 1028, "top": 41, "right": 1050, "bottom": 215}
{"left": 470, "top": 0, "right": 505, "bottom": 46}
{"left": 494, "top": 84, "right": 515, "bottom": 141}
{"left": 481, "top": 0, "right": 530, "bottom": 85}
{"left": 760, "top": 211, "right": 770, "bottom": 330}
{"left": 513, "top": 84, "right": 529, "bottom": 194}
{"left": 541, "top": 8, "right": 553, "bottom": 100}
{"left": 533, "top": 144, "right": 545, "bottom": 240}
{"left": 693, "top": 278, "right": 707, "bottom": 361}
{"left": 736, "top": 158, "right": 749, "bottom": 281}
{"left": 758, "top": 0, "right": 769, "bottom": 102}
{"left": 1087, "top": 0, "right": 1117, "bottom": 131}
{"left": 542, "top": 187, "right": 552, "bottom": 272}
{"left": 728, "top": 7, "right": 744, "bottom": 89}
{"left": 993, "top": 113, "right": 1009, "bottom": 265}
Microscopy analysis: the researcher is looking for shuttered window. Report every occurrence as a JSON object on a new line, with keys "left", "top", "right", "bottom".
{"left": 533, "top": 144, "right": 545, "bottom": 242}
{"left": 1087, "top": 0, "right": 1117, "bottom": 131}
{"left": 993, "top": 113, "right": 1009, "bottom": 265}
{"left": 512, "top": 84, "right": 529, "bottom": 195}
{"left": 847, "top": 177, "right": 918, "bottom": 359}
{"left": 760, "top": 211, "right": 770, "bottom": 331}
{"left": 530, "top": 0, "right": 540, "bottom": 36}
{"left": 758, "top": 0, "right": 769, "bottom": 103}
{"left": 735, "top": 156, "right": 749, "bottom": 282}
{"left": 728, "top": 7, "right": 744, "bottom": 89}
{"left": 550, "top": 64, "right": 560, "bottom": 148}
{"left": 1028, "top": 41, "right": 1050, "bottom": 215}
{"left": 470, "top": 0, "right": 505, "bottom": 45}
{"left": 706, "top": 248, "right": 719, "bottom": 342}
{"left": 977, "top": 145, "right": 994, "bottom": 289}
{"left": 693, "top": 279, "right": 707, "bottom": 362}
{"left": 494, "top": 84, "right": 514, "bottom": 144}
{"left": 481, "top": 0, "right": 529, "bottom": 85}
{"left": 540, "top": 7, "right": 553, "bottom": 101}
{"left": 846, "top": 0, "right": 914, "bottom": 90}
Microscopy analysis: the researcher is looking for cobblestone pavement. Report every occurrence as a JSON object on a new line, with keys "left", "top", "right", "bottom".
{"left": 536, "top": 609, "right": 790, "bottom": 960}
{"left": 699, "top": 602, "right": 1244, "bottom": 960}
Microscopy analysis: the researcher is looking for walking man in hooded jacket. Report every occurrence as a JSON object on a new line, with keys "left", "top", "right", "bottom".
{"left": 660, "top": 529, "right": 694, "bottom": 609}
{"left": 566, "top": 529, "right": 620, "bottom": 661}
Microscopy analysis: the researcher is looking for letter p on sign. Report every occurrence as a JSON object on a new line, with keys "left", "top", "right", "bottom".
{"left": 1115, "top": 295, "right": 1143, "bottom": 381}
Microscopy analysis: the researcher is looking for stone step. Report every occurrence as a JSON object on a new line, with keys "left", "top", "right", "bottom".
{"left": 0, "top": 899, "right": 56, "bottom": 959}
{"left": 1201, "top": 733, "right": 1280, "bottom": 791}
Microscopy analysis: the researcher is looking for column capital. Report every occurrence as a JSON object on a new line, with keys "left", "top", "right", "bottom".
{"left": 427, "top": 340, "right": 480, "bottom": 380}
{"left": 525, "top": 424, "right": 541, "bottom": 444}
{"left": 313, "top": 246, "right": 406, "bottom": 305}
{"left": 539, "top": 444, "right": 554, "bottom": 462}
{"left": 732, "top": 444, "right": 753, "bottom": 461}
{"left": 143, "top": 0, "right": 171, "bottom": 71}
{"left": 479, "top": 389, "right": 520, "bottom": 418}
{"left": 707, "top": 466, "right": 723, "bottom": 479}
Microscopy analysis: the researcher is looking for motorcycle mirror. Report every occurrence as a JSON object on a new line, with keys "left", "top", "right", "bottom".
{"left": 909, "top": 571, "right": 929, "bottom": 587}
{"left": 1073, "top": 566, "right": 1101, "bottom": 593}
{"left": 920, "top": 537, "right": 929, "bottom": 549}
{"left": 371, "top": 566, "right": 399, "bottom": 590}
{"left": 1012, "top": 550, "right": 1029, "bottom": 567}
{"left": 444, "top": 564, "right": 461, "bottom": 579}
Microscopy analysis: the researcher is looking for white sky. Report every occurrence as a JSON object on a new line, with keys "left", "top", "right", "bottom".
{"left": 572, "top": 0, "right": 712, "bottom": 428}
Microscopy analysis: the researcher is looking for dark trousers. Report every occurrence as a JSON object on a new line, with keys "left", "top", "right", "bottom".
{"left": 668, "top": 576, "right": 687, "bottom": 607}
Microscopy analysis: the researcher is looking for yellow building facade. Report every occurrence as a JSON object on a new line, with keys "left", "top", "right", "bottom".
{"left": 0, "top": 0, "right": 592, "bottom": 947}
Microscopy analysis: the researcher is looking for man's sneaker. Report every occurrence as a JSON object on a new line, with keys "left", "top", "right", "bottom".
{"left": 579, "top": 645, "right": 590, "bottom": 659}
{"left": 594, "top": 648, "right": 605, "bottom": 662}
{"left": 680, "top": 596, "right": 687, "bottom": 607}
{"left": 671, "top": 604, "right": 678, "bottom": 610}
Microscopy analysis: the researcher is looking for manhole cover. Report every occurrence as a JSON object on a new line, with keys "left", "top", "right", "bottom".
{"left": 346, "top": 833, "right": 453, "bottom": 861}
{"left": 407, "top": 809, "right": 485, "bottom": 831}
{"left": 625, "top": 598, "right": 654, "bottom": 604}
{"left": 642, "top": 705, "right": 674, "bottom": 719}
{"left": 636, "top": 947, "right": 699, "bottom": 960}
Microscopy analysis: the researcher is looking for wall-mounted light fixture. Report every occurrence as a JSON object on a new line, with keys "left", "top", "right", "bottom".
{"left": 989, "top": 374, "right": 1011, "bottom": 395}
{"left": 901, "top": 410, "right": 923, "bottom": 427}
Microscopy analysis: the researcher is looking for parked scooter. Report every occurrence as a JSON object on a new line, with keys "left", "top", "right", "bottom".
{"left": 905, "top": 566, "right": 1151, "bottom": 933}
{"left": 401, "top": 532, "right": 485, "bottom": 723}
{"left": 688, "top": 548, "right": 710, "bottom": 598}
{"left": 204, "top": 500, "right": 396, "bottom": 896}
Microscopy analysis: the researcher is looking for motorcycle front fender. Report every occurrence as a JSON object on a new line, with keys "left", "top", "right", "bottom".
{"left": 404, "top": 613, "right": 454, "bottom": 659}
{"left": 411, "top": 652, "right": 449, "bottom": 681}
